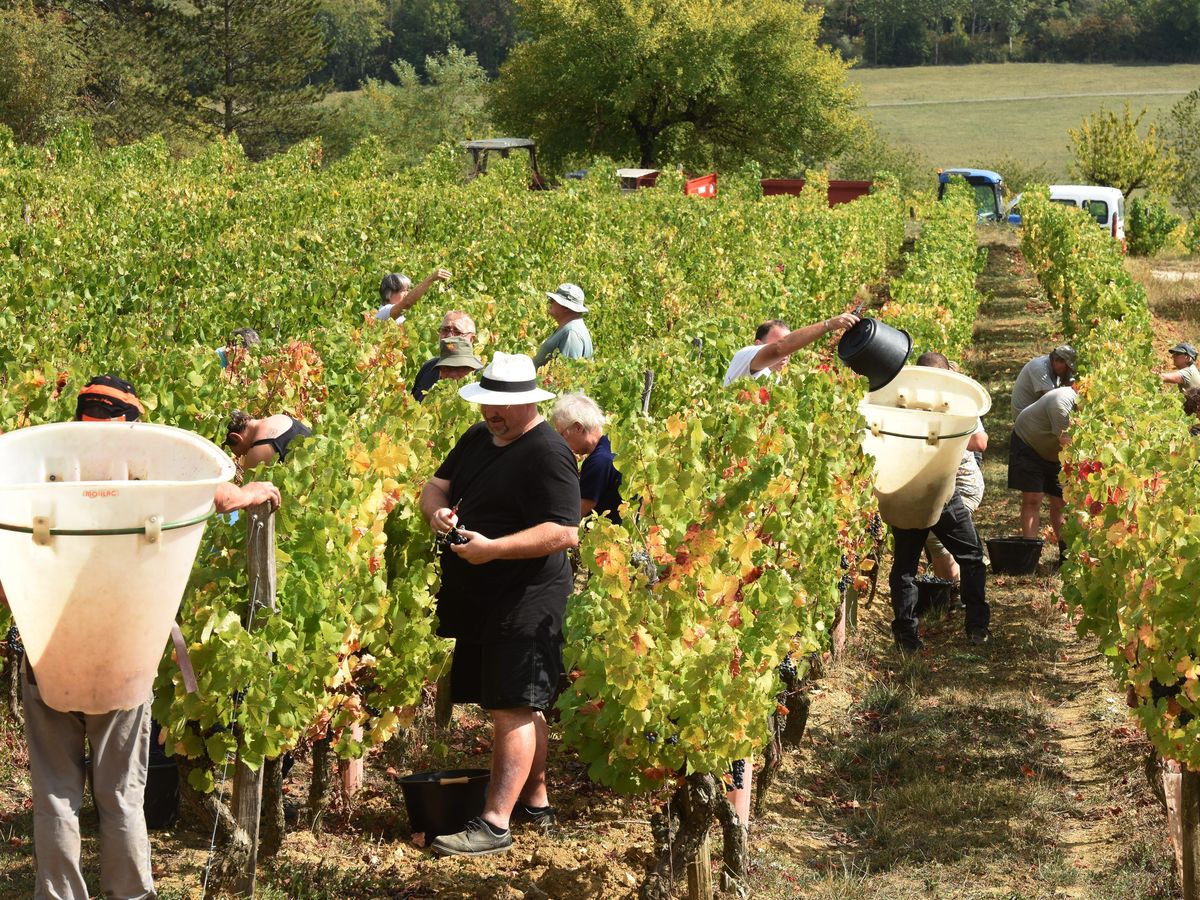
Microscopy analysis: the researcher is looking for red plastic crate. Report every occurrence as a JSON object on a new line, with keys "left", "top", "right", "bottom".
{"left": 684, "top": 173, "right": 717, "bottom": 197}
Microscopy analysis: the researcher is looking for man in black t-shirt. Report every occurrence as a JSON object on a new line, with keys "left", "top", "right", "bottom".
{"left": 420, "top": 352, "right": 580, "bottom": 857}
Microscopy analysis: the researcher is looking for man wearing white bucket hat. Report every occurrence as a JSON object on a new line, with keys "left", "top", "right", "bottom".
{"left": 533, "top": 283, "right": 593, "bottom": 367}
{"left": 420, "top": 353, "right": 580, "bottom": 857}
{"left": 10, "top": 375, "right": 281, "bottom": 900}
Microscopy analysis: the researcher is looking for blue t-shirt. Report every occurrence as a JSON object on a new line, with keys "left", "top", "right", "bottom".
{"left": 579, "top": 435, "right": 622, "bottom": 525}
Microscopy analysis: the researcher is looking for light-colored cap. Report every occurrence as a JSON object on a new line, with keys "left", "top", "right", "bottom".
{"left": 546, "top": 283, "right": 588, "bottom": 314}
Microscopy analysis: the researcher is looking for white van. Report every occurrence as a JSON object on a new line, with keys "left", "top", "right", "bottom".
{"left": 1047, "top": 184, "right": 1126, "bottom": 248}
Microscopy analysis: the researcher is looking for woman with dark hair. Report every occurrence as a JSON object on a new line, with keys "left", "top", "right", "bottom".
{"left": 225, "top": 410, "right": 312, "bottom": 467}
{"left": 375, "top": 267, "right": 452, "bottom": 322}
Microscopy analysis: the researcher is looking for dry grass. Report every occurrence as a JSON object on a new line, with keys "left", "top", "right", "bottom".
{"left": 1126, "top": 257, "right": 1200, "bottom": 355}
{"left": 850, "top": 63, "right": 1200, "bottom": 181}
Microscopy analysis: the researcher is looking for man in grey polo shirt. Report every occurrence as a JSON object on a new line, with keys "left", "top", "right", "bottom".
{"left": 1160, "top": 342, "right": 1200, "bottom": 390}
{"left": 1011, "top": 345, "right": 1075, "bottom": 414}
{"left": 1010, "top": 385, "right": 1078, "bottom": 559}
{"left": 533, "top": 283, "right": 592, "bottom": 367}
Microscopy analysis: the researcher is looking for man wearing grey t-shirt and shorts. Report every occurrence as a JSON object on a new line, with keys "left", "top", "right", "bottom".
{"left": 1009, "top": 386, "right": 1078, "bottom": 559}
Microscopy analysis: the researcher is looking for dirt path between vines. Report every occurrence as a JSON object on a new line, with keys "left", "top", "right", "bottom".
{"left": 740, "top": 235, "right": 1175, "bottom": 898}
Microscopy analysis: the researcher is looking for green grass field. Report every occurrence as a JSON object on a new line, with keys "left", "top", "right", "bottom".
{"left": 850, "top": 62, "right": 1200, "bottom": 180}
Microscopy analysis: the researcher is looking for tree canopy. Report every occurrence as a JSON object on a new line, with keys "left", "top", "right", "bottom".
{"left": 1166, "top": 87, "right": 1200, "bottom": 218}
{"left": 1067, "top": 103, "right": 1178, "bottom": 200}
{"left": 0, "top": 2, "right": 86, "bottom": 143}
{"left": 489, "top": 0, "right": 862, "bottom": 174}
{"left": 159, "top": 0, "right": 329, "bottom": 158}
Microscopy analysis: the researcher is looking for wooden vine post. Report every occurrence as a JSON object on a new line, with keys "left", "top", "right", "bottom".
{"left": 231, "top": 502, "right": 277, "bottom": 897}
{"left": 1181, "top": 767, "right": 1200, "bottom": 900}
{"left": 683, "top": 787, "right": 713, "bottom": 900}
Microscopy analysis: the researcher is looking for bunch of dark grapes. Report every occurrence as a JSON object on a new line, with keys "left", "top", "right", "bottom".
{"left": 443, "top": 527, "right": 470, "bottom": 546}
{"left": 5, "top": 624, "right": 22, "bottom": 656}
{"left": 729, "top": 758, "right": 746, "bottom": 790}
{"left": 869, "top": 512, "right": 884, "bottom": 541}
{"left": 644, "top": 730, "right": 658, "bottom": 743}
{"left": 779, "top": 653, "right": 797, "bottom": 681}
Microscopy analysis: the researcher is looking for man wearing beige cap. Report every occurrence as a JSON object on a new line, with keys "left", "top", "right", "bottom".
{"left": 533, "top": 283, "right": 592, "bottom": 367}
{"left": 420, "top": 353, "right": 580, "bottom": 856}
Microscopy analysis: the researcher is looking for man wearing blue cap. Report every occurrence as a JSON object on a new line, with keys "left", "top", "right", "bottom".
{"left": 1161, "top": 342, "right": 1200, "bottom": 390}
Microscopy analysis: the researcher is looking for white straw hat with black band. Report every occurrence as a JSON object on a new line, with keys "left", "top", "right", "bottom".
{"left": 457, "top": 352, "right": 557, "bottom": 404}
{"left": 546, "top": 282, "right": 588, "bottom": 314}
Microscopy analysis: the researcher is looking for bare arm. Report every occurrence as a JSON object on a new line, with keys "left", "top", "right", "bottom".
{"left": 451, "top": 521, "right": 579, "bottom": 565}
{"left": 580, "top": 499, "right": 597, "bottom": 517}
{"left": 967, "top": 430, "right": 988, "bottom": 453}
{"left": 750, "top": 312, "right": 860, "bottom": 372}
{"left": 1162, "top": 370, "right": 1185, "bottom": 385}
{"left": 214, "top": 481, "right": 281, "bottom": 513}
{"left": 397, "top": 267, "right": 452, "bottom": 313}
{"left": 420, "top": 475, "right": 458, "bottom": 533}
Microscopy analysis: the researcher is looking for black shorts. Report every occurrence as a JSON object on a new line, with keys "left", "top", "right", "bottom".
{"left": 449, "top": 639, "right": 564, "bottom": 711}
{"left": 1007, "top": 430, "right": 1063, "bottom": 498}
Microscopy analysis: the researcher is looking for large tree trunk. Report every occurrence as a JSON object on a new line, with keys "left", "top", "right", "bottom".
{"left": 223, "top": 0, "right": 234, "bottom": 136}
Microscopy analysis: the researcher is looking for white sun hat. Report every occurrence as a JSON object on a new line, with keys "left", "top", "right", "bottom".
{"left": 546, "top": 282, "right": 588, "bottom": 314}
{"left": 458, "top": 352, "right": 557, "bottom": 405}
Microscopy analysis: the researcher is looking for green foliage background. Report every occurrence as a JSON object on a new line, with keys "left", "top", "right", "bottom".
{"left": 0, "top": 131, "right": 983, "bottom": 791}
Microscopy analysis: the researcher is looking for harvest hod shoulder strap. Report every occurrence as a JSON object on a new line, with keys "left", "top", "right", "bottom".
{"left": 170, "top": 623, "right": 198, "bottom": 693}
{"left": 23, "top": 623, "right": 197, "bottom": 695}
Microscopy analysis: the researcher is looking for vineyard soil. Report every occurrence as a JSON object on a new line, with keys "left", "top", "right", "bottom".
{"left": 0, "top": 235, "right": 1177, "bottom": 898}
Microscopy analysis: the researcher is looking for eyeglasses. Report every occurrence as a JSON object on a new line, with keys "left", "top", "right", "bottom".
{"left": 439, "top": 325, "right": 473, "bottom": 337}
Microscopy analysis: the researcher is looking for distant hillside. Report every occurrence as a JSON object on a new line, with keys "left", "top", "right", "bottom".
{"left": 851, "top": 62, "right": 1200, "bottom": 179}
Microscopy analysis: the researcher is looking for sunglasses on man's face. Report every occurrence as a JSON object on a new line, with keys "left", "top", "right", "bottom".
{"left": 439, "top": 325, "right": 472, "bottom": 337}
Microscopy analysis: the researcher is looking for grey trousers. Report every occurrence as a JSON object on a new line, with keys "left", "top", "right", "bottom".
{"left": 22, "top": 667, "right": 156, "bottom": 900}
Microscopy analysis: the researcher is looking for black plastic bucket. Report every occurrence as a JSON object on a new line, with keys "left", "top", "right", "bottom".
{"left": 913, "top": 576, "right": 954, "bottom": 616}
{"left": 398, "top": 768, "right": 490, "bottom": 839}
{"left": 837, "top": 318, "right": 913, "bottom": 391}
{"left": 986, "top": 537, "right": 1044, "bottom": 575}
{"left": 144, "top": 719, "right": 179, "bottom": 830}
